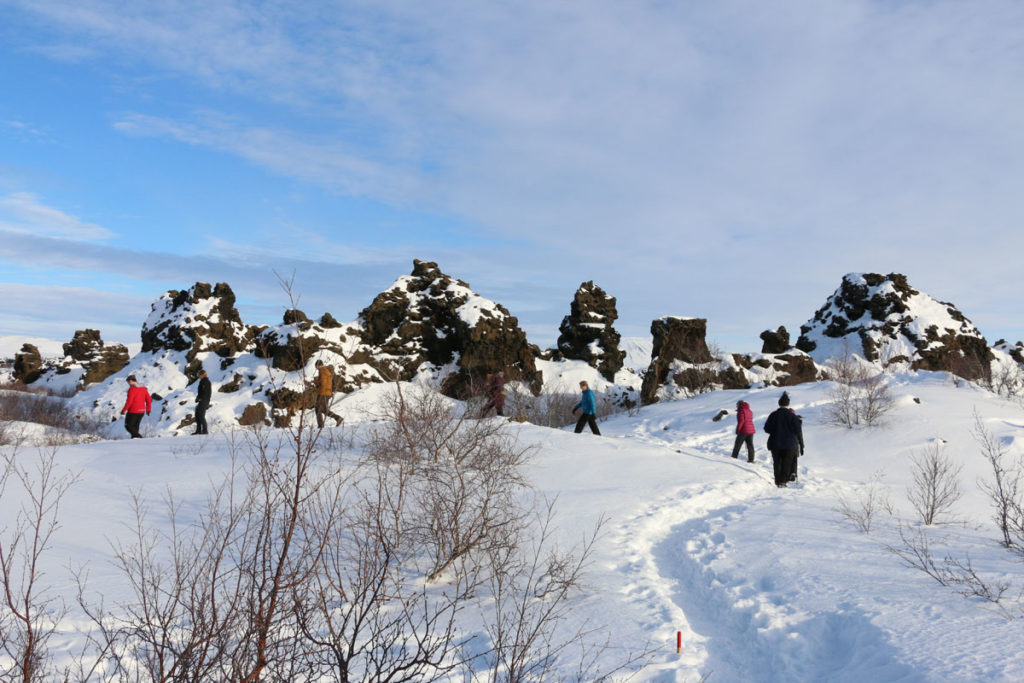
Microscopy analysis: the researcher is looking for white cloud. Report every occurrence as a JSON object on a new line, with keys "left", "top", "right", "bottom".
{"left": 5, "top": 0, "right": 1024, "bottom": 347}
{"left": 0, "top": 192, "right": 114, "bottom": 240}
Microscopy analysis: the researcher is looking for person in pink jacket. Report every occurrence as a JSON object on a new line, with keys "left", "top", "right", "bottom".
{"left": 731, "top": 399, "right": 756, "bottom": 462}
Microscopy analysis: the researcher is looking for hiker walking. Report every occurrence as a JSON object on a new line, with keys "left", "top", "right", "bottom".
{"left": 731, "top": 399, "right": 756, "bottom": 462}
{"left": 315, "top": 360, "right": 343, "bottom": 428}
{"left": 479, "top": 370, "right": 506, "bottom": 417}
{"left": 194, "top": 369, "right": 212, "bottom": 435}
{"left": 763, "top": 391, "right": 804, "bottom": 487}
{"left": 121, "top": 374, "right": 152, "bottom": 439}
{"left": 572, "top": 380, "right": 601, "bottom": 435}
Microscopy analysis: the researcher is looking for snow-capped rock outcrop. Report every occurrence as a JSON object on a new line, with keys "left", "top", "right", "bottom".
{"left": 359, "top": 260, "right": 541, "bottom": 396}
{"left": 555, "top": 281, "right": 625, "bottom": 381}
{"left": 12, "top": 330, "right": 129, "bottom": 391}
{"left": 142, "top": 282, "right": 254, "bottom": 376}
{"left": 795, "top": 273, "right": 992, "bottom": 380}
{"left": 13, "top": 344, "right": 44, "bottom": 384}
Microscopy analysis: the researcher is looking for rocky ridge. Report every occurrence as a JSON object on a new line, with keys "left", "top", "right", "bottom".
{"left": 6, "top": 267, "right": 1022, "bottom": 434}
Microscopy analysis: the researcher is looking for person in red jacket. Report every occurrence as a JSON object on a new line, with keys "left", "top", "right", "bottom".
{"left": 731, "top": 399, "right": 756, "bottom": 462}
{"left": 121, "top": 374, "right": 152, "bottom": 438}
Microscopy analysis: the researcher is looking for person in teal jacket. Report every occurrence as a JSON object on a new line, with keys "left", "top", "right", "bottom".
{"left": 572, "top": 380, "right": 601, "bottom": 435}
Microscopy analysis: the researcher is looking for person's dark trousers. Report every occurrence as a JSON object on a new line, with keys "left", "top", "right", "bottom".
{"left": 194, "top": 402, "right": 209, "bottom": 434}
{"left": 771, "top": 449, "right": 798, "bottom": 486}
{"left": 316, "top": 395, "right": 342, "bottom": 428}
{"left": 731, "top": 434, "right": 754, "bottom": 461}
{"left": 125, "top": 412, "right": 144, "bottom": 438}
{"left": 789, "top": 453, "right": 800, "bottom": 481}
{"left": 574, "top": 414, "right": 601, "bottom": 435}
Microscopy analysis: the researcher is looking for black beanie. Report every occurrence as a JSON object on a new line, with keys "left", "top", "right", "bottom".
{"left": 778, "top": 391, "right": 790, "bottom": 406}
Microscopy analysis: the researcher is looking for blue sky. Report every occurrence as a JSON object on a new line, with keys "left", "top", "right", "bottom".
{"left": 1, "top": 0, "right": 1023, "bottom": 351}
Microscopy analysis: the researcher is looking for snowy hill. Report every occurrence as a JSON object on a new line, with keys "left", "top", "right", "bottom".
{"left": 2, "top": 374, "right": 1023, "bottom": 680}
{"left": 796, "top": 273, "right": 991, "bottom": 379}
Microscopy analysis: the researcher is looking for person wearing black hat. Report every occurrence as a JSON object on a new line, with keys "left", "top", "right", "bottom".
{"left": 763, "top": 391, "right": 804, "bottom": 487}
{"left": 193, "top": 369, "right": 212, "bottom": 435}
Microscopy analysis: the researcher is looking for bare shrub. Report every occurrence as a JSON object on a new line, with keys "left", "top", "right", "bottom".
{"left": 0, "top": 445, "right": 79, "bottom": 683}
{"left": 362, "top": 382, "right": 532, "bottom": 581}
{"left": 824, "top": 343, "right": 894, "bottom": 428}
{"left": 834, "top": 471, "right": 893, "bottom": 533}
{"left": 973, "top": 412, "right": 1024, "bottom": 552}
{"left": 0, "top": 389, "right": 106, "bottom": 445}
{"left": 906, "top": 443, "right": 963, "bottom": 525}
{"left": 984, "top": 361, "right": 1024, "bottom": 399}
{"left": 477, "top": 502, "right": 652, "bottom": 682}
{"left": 504, "top": 382, "right": 581, "bottom": 429}
{"left": 885, "top": 525, "right": 1011, "bottom": 609}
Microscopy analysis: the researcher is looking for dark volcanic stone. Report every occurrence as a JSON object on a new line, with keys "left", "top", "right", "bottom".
{"left": 556, "top": 281, "right": 626, "bottom": 381}
{"left": 759, "top": 327, "right": 791, "bottom": 354}
{"left": 13, "top": 343, "right": 43, "bottom": 384}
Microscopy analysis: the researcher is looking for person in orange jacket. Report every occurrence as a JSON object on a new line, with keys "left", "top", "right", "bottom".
{"left": 315, "top": 360, "right": 343, "bottom": 428}
{"left": 121, "top": 374, "right": 152, "bottom": 438}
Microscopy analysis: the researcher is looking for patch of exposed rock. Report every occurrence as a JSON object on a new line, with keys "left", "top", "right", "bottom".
{"left": 760, "top": 326, "right": 791, "bottom": 354}
{"left": 556, "top": 281, "right": 625, "bottom": 381}
{"left": 60, "top": 329, "right": 130, "bottom": 386}
{"left": 13, "top": 344, "right": 43, "bottom": 384}
{"left": 640, "top": 317, "right": 715, "bottom": 404}
{"left": 142, "top": 282, "right": 255, "bottom": 378}
{"left": 795, "top": 273, "right": 991, "bottom": 381}
{"left": 359, "top": 260, "right": 541, "bottom": 396}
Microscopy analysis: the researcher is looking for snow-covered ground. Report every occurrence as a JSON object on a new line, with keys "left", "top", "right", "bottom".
{"left": 3, "top": 372, "right": 1024, "bottom": 680}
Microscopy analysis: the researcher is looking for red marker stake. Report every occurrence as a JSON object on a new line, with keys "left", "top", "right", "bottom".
{"left": 676, "top": 631, "right": 682, "bottom": 654}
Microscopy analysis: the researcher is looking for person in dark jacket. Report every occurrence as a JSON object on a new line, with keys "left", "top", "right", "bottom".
{"left": 731, "top": 399, "right": 756, "bottom": 462}
{"left": 573, "top": 380, "right": 600, "bottom": 435}
{"left": 121, "top": 374, "right": 152, "bottom": 439}
{"left": 479, "top": 371, "right": 506, "bottom": 417}
{"left": 315, "top": 360, "right": 343, "bottom": 428}
{"left": 194, "top": 369, "right": 212, "bottom": 435}
{"left": 763, "top": 391, "right": 804, "bottom": 487}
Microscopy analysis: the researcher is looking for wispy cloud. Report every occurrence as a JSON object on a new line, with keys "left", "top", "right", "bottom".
{"left": 0, "top": 192, "right": 114, "bottom": 239}
{"left": 4, "top": 0, "right": 1024, "bottom": 346}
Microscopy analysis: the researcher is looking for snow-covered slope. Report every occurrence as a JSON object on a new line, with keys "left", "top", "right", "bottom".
{"left": 3, "top": 374, "right": 1023, "bottom": 680}
{"left": 796, "top": 273, "right": 991, "bottom": 379}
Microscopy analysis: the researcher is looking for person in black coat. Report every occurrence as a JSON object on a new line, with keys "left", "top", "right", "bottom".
{"left": 763, "top": 391, "right": 804, "bottom": 487}
{"left": 194, "top": 369, "right": 212, "bottom": 435}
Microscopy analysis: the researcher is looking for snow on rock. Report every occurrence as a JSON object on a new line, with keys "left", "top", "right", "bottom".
{"left": 555, "top": 280, "right": 626, "bottom": 381}
{"left": 141, "top": 282, "right": 254, "bottom": 373}
{"left": 796, "top": 273, "right": 992, "bottom": 380}
{"left": 358, "top": 259, "right": 541, "bottom": 396}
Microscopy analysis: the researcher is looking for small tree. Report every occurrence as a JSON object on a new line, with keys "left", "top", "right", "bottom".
{"left": 834, "top": 471, "right": 893, "bottom": 533}
{"left": 973, "top": 411, "right": 1024, "bottom": 552}
{"left": 906, "top": 442, "right": 963, "bottom": 525}
{"left": 0, "top": 445, "right": 79, "bottom": 683}
{"left": 824, "top": 343, "right": 894, "bottom": 428}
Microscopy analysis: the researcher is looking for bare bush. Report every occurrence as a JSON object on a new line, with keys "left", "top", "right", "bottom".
{"left": 984, "top": 361, "right": 1024, "bottom": 399}
{"left": 885, "top": 525, "right": 1011, "bottom": 609}
{"left": 906, "top": 443, "right": 963, "bottom": 525}
{"left": 824, "top": 344, "right": 894, "bottom": 428}
{"left": 834, "top": 472, "right": 893, "bottom": 533}
{"left": 478, "top": 503, "right": 652, "bottom": 682}
{"left": 973, "top": 412, "right": 1024, "bottom": 552}
{"left": 0, "top": 389, "right": 106, "bottom": 445}
{"left": 0, "top": 445, "right": 79, "bottom": 683}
